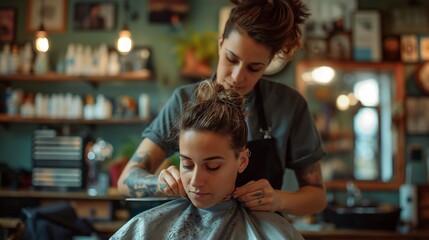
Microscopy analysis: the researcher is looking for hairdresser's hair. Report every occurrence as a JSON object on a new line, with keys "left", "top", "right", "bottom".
{"left": 175, "top": 80, "right": 248, "bottom": 156}
{"left": 223, "top": 0, "right": 310, "bottom": 60}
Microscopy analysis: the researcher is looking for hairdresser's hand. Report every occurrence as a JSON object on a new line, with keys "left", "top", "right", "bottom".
{"left": 158, "top": 165, "right": 186, "bottom": 197}
{"left": 233, "top": 179, "right": 280, "bottom": 212}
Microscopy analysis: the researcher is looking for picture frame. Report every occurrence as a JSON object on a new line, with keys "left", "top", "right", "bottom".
{"left": 303, "top": 0, "right": 357, "bottom": 38}
{"left": 327, "top": 31, "right": 352, "bottom": 61}
{"left": 73, "top": 3, "right": 116, "bottom": 31}
{"left": 352, "top": 10, "right": 382, "bottom": 62}
{"left": 0, "top": 8, "right": 16, "bottom": 43}
{"left": 26, "top": 0, "right": 67, "bottom": 32}
{"left": 406, "top": 97, "right": 429, "bottom": 134}
{"left": 148, "top": 0, "right": 189, "bottom": 23}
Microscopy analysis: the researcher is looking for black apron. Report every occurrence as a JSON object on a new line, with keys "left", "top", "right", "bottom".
{"left": 235, "top": 82, "right": 284, "bottom": 189}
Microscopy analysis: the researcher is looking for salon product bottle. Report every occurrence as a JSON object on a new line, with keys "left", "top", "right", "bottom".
{"left": 107, "top": 51, "right": 120, "bottom": 76}
{"left": 83, "top": 95, "right": 95, "bottom": 119}
{"left": 0, "top": 45, "right": 10, "bottom": 74}
{"left": 8, "top": 45, "right": 19, "bottom": 74}
{"left": 21, "top": 42, "right": 33, "bottom": 74}
{"left": 139, "top": 93, "right": 151, "bottom": 120}
{"left": 75, "top": 44, "right": 83, "bottom": 75}
{"left": 34, "top": 52, "right": 49, "bottom": 75}
{"left": 82, "top": 45, "right": 92, "bottom": 76}
{"left": 65, "top": 44, "right": 76, "bottom": 75}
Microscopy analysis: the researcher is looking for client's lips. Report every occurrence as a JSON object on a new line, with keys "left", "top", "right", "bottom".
{"left": 189, "top": 191, "right": 210, "bottom": 198}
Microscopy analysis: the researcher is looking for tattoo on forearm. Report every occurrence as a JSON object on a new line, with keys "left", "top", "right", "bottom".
{"left": 130, "top": 152, "right": 152, "bottom": 170}
{"left": 123, "top": 152, "right": 158, "bottom": 197}
{"left": 296, "top": 162, "right": 324, "bottom": 189}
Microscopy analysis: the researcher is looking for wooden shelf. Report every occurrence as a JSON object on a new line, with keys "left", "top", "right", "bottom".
{"left": 0, "top": 72, "right": 153, "bottom": 83}
{"left": 0, "top": 114, "right": 149, "bottom": 125}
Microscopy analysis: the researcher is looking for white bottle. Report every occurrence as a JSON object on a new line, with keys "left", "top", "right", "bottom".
{"left": 34, "top": 52, "right": 49, "bottom": 75}
{"left": 64, "top": 93, "right": 73, "bottom": 118}
{"left": 83, "top": 95, "right": 95, "bottom": 120}
{"left": 139, "top": 94, "right": 151, "bottom": 120}
{"left": 65, "top": 44, "right": 76, "bottom": 75}
{"left": 35, "top": 93, "right": 43, "bottom": 118}
{"left": 98, "top": 44, "right": 109, "bottom": 75}
{"left": 82, "top": 45, "right": 92, "bottom": 76}
{"left": 0, "top": 45, "right": 10, "bottom": 74}
{"left": 107, "top": 51, "right": 120, "bottom": 76}
{"left": 8, "top": 45, "right": 19, "bottom": 74}
{"left": 72, "top": 95, "right": 83, "bottom": 119}
{"left": 75, "top": 44, "right": 83, "bottom": 75}
{"left": 20, "top": 42, "right": 33, "bottom": 74}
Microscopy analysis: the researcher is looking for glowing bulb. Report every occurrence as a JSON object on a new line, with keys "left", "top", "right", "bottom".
{"left": 34, "top": 30, "right": 49, "bottom": 53}
{"left": 336, "top": 94, "right": 350, "bottom": 111}
{"left": 354, "top": 79, "right": 379, "bottom": 107}
{"left": 117, "top": 30, "right": 133, "bottom": 54}
{"left": 311, "top": 66, "right": 335, "bottom": 84}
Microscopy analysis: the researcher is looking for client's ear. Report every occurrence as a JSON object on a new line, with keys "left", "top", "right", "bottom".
{"left": 237, "top": 148, "right": 250, "bottom": 173}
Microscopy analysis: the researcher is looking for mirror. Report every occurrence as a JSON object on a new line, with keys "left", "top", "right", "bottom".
{"left": 295, "top": 61, "right": 405, "bottom": 190}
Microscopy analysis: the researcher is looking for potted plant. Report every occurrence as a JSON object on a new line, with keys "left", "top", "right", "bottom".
{"left": 172, "top": 29, "right": 218, "bottom": 79}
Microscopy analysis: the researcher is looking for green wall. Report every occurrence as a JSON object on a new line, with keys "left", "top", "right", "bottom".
{"left": 1, "top": 0, "right": 429, "bottom": 207}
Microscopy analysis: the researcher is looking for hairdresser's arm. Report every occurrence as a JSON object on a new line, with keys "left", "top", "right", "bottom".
{"left": 277, "top": 161, "right": 326, "bottom": 215}
{"left": 117, "top": 138, "right": 167, "bottom": 197}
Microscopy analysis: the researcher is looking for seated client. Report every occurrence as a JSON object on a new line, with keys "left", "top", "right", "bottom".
{"left": 110, "top": 80, "right": 304, "bottom": 239}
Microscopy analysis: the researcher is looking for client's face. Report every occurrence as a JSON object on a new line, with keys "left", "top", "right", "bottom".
{"left": 179, "top": 130, "right": 247, "bottom": 208}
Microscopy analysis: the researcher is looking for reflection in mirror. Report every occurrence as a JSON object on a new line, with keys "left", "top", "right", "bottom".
{"left": 296, "top": 61, "right": 405, "bottom": 190}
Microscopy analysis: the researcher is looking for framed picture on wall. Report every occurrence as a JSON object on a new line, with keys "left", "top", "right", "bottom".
{"left": 26, "top": 0, "right": 67, "bottom": 32}
{"left": 406, "top": 97, "right": 429, "bottom": 134}
{"left": 302, "top": 0, "right": 357, "bottom": 38}
{"left": 73, "top": 3, "right": 116, "bottom": 31}
{"left": 0, "top": 8, "right": 16, "bottom": 43}
{"left": 148, "top": 0, "right": 189, "bottom": 23}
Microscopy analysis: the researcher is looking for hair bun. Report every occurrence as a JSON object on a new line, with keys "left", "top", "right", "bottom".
{"left": 195, "top": 80, "right": 245, "bottom": 112}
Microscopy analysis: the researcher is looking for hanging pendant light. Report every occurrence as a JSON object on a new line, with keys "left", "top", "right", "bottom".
{"left": 34, "top": 0, "right": 49, "bottom": 53}
{"left": 116, "top": 26, "right": 132, "bottom": 54}
{"left": 116, "top": 0, "right": 133, "bottom": 54}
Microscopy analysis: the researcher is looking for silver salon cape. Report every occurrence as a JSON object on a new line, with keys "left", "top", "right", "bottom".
{"left": 110, "top": 198, "right": 304, "bottom": 240}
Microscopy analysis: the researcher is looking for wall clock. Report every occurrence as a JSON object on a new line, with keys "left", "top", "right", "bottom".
{"left": 415, "top": 61, "right": 429, "bottom": 94}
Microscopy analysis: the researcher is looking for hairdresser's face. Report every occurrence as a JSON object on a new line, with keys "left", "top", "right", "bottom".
{"left": 179, "top": 130, "right": 248, "bottom": 209}
{"left": 217, "top": 29, "right": 271, "bottom": 96}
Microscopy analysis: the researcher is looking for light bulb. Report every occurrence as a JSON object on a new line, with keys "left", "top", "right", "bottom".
{"left": 34, "top": 30, "right": 49, "bottom": 53}
{"left": 116, "top": 29, "right": 133, "bottom": 54}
